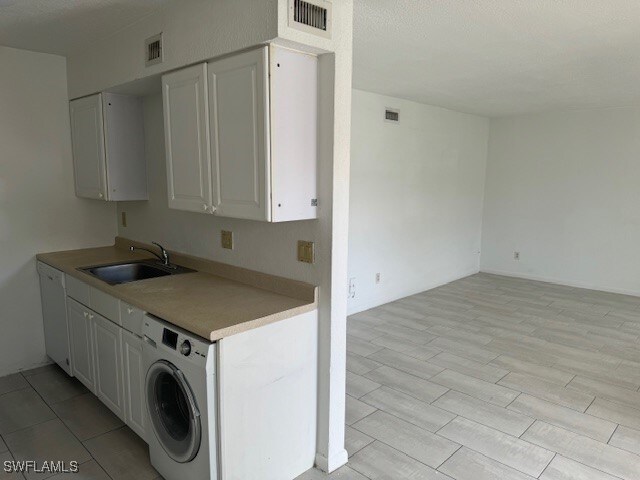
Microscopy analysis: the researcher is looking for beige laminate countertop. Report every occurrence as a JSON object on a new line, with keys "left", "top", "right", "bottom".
{"left": 37, "top": 238, "right": 317, "bottom": 341}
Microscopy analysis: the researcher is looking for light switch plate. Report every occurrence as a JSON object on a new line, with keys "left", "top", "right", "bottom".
{"left": 297, "top": 240, "right": 315, "bottom": 264}
{"left": 221, "top": 230, "right": 233, "bottom": 250}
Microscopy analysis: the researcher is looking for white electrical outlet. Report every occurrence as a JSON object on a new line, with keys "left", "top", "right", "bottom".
{"left": 514, "top": 251, "right": 520, "bottom": 260}
{"left": 348, "top": 278, "right": 356, "bottom": 298}
{"left": 375, "top": 273, "right": 381, "bottom": 284}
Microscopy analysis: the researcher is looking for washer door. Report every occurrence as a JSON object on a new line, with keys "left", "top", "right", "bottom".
{"left": 146, "top": 360, "right": 201, "bottom": 463}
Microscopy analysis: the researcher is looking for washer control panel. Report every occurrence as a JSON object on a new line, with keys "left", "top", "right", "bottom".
{"left": 143, "top": 314, "right": 214, "bottom": 367}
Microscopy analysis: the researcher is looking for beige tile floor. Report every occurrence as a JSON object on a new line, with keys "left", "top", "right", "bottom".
{"left": 0, "top": 364, "right": 159, "bottom": 480}
{"left": 2, "top": 273, "right": 640, "bottom": 479}
{"left": 298, "top": 273, "right": 640, "bottom": 480}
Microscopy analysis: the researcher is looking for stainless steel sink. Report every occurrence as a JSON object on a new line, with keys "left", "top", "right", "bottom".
{"left": 79, "top": 261, "right": 194, "bottom": 285}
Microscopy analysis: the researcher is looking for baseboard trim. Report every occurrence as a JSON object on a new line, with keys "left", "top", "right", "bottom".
{"left": 315, "top": 449, "right": 348, "bottom": 473}
{"left": 348, "top": 267, "right": 481, "bottom": 315}
{"left": 480, "top": 268, "right": 640, "bottom": 298}
{"left": 0, "top": 359, "right": 52, "bottom": 378}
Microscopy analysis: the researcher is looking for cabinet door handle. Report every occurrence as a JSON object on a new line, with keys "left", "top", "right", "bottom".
{"left": 127, "top": 307, "right": 134, "bottom": 314}
{"left": 209, "top": 205, "right": 217, "bottom": 214}
{"left": 88, "top": 314, "right": 94, "bottom": 320}
{"left": 98, "top": 192, "right": 104, "bottom": 199}
{"left": 83, "top": 311, "right": 88, "bottom": 318}
{"left": 202, "top": 204, "right": 208, "bottom": 211}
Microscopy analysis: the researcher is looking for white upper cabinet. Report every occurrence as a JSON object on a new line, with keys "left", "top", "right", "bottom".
{"left": 269, "top": 45, "right": 318, "bottom": 222}
{"left": 162, "top": 63, "right": 213, "bottom": 214}
{"left": 69, "top": 93, "right": 147, "bottom": 201}
{"left": 162, "top": 45, "right": 318, "bottom": 222}
{"left": 208, "top": 47, "right": 269, "bottom": 221}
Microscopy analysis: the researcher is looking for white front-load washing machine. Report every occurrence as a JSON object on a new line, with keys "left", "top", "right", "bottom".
{"left": 142, "top": 314, "right": 218, "bottom": 480}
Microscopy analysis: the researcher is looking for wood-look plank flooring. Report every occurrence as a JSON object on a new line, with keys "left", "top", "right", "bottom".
{"left": 298, "top": 273, "right": 640, "bottom": 480}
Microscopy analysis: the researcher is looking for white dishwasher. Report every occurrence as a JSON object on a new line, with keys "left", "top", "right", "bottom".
{"left": 37, "top": 261, "right": 73, "bottom": 376}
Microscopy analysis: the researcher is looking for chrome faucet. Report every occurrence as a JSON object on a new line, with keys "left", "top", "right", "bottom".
{"left": 130, "top": 242, "right": 172, "bottom": 268}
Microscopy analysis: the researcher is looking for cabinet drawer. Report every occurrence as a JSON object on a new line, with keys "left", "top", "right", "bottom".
{"left": 90, "top": 287, "right": 121, "bottom": 325}
{"left": 66, "top": 275, "right": 90, "bottom": 306}
{"left": 120, "top": 302, "right": 144, "bottom": 336}
{"left": 37, "top": 262, "right": 65, "bottom": 286}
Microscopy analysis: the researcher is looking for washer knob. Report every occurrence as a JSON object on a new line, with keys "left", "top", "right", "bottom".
{"left": 180, "top": 340, "right": 191, "bottom": 356}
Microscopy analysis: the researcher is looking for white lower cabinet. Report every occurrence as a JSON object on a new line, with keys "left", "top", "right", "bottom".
{"left": 92, "top": 314, "right": 125, "bottom": 420}
{"left": 122, "top": 330, "right": 146, "bottom": 440}
{"left": 65, "top": 281, "right": 147, "bottom": 440}
{"left": 67, "top": 298, "right": 96, "bottom": 393}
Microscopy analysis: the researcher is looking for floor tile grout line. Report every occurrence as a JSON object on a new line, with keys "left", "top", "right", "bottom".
{"left": 356, "top": 394, "right": 456, "bottom": 435}
{"left": 519, "top": 419, "right": 640, "bottom": 477}
{"left": 4, "top": 367, "right": 119, "bottom": 480}
{"left": 582, "top": 395, "right": 597, "bottom": 414}
{"left": 350, "top": 432, "right": 460, "bottom": 475}
{"left": 432, "top": 413, "right": 459, "bottom": 436}
{"left": 537, "top": 452, "right": 557, "bottom": 479}
{"left": 432, "top": 418, "right": 557, "bottom": 478}
{"left": 0, "top": 382, "right": 58, "bottom": 452}
{"left": 434, "top": 443, "right": 462, "bottom": 471}
{"left": 343, "top": 428, "right": 374, "bottom": 459}
{"left": 606, "top": 423, "right": 620, "bottom": 445}
{"left": 434, "top": 398, "right": 537, "bottom": 439}
{"left": 543, "top": 452, "right": 629, "bottom": 480}
{"left": 503, "top": 389, "right": 521, "bottom": 410}
{"left": 0, "top": 385, "right": 34, "bottom": 400}
{"left": 364, "top": 359, "right": 601, "bottom": 418}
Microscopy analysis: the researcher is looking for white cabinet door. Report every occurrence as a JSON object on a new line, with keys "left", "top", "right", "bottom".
{"left": 208, "top": 47, "right": 270, "bottom": 221}
{"left": 101, "top": 93, "right": 148, "bottom": 201}
{"left": 92, "top": 314, "right": 125, "bottom": 420}
{"left": 69, "top": 94, "right": 107, "bottom": 200}
{"left": 162, "top": 63, "right": 213, "bottom": 214}
{"left": 269, "top": 46, "right": 318, "bottom": 222}
{"left": 67, "top": 298, "right": 95, "bottom": 392}
{"left": 122, "top": 330, "right": 146, "bottom": 441}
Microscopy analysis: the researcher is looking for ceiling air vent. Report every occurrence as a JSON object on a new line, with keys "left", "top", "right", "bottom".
{"left": 385, "top": 108, "right": 400, "bottom": 124}
{"left": 289, "top": 0, "right": 332, "bottom": 38}
{"left": 145, "top": 33, "right": 163, "bottom": 67}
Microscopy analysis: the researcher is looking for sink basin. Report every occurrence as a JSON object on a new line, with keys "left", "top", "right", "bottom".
{"left": 80, "top": 261, "right": 194, "bottom": 285}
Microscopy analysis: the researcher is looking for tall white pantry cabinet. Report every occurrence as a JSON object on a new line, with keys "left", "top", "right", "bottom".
{"left": 162, "top": 45, "right": 318, "bottom": 222}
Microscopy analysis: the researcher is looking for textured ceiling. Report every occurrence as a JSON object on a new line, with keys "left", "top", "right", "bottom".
{"left": 0, "top": 0, "right": 171, "bottom": 56}
{"left": 353, "top": 1, "right": 640, "bottom": 117}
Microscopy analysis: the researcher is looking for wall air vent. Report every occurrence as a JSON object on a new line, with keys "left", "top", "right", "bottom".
{"left": 289, "top": 0, "right": 332, "bottom": 39}
{"left": 385, "top": 108, "right": 400, "bottom": 123}
{"left": 145, "top": 33, "right": 163, "bottom": 67}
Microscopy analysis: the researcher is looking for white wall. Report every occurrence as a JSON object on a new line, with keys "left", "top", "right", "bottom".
{"left": 276, "top": 1, "right": 354, "bottom": 470}
{"left": 481, "top": 107, "right": 640, "bottom": 296}
{"left": 0, "top": 46, "right": 116, "bottom": 376}
{"left": 66, "top": 0, "right": 278, "bottom": 98}
{"left": 348, "top": 90, "right": 490, "bottom": 314}
{"left": 117, "top": 94, "right": 320, "bottom": 284}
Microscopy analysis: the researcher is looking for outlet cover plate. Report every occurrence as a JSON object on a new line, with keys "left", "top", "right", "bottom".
{"left": 298, "top": 241, "right": 315, "bottom": 264}
{"left": 221, "top": 230, "right": 233, "bottom": 250}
